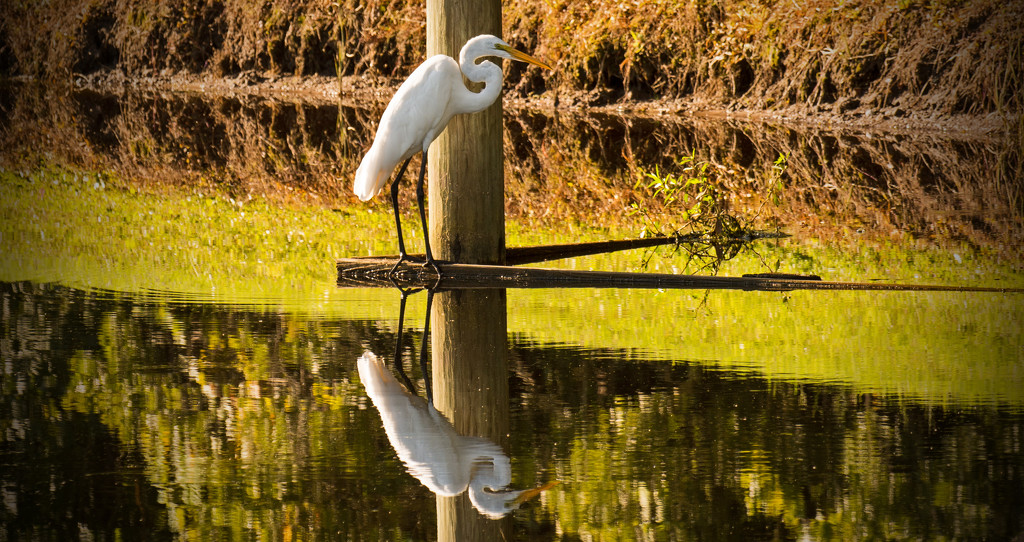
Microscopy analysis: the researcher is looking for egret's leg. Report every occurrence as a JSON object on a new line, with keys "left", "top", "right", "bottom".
{"left": 420, "top": 288, "right": 434, "bottom": 405}
{"left": 389, "top": 157, "right": 413, "bottom": 276}
{"left": 392, "top": 287, "right": 419, "bottom": 395}
{"left": 414, "top": 156, "right": 442, "bottom": 280}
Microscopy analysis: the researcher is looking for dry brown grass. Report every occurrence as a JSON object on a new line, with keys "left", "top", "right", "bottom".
{"left": 3, "top": 0, "right": 1021, "bottom": 126}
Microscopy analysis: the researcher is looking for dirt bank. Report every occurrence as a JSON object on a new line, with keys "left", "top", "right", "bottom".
{"left": 2, "top": 0, "right": 1022, "bottom": 135}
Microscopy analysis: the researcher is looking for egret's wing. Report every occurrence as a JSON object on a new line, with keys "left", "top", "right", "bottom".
{"left": 353, "top": 56, "right": 459, "bottom": 200}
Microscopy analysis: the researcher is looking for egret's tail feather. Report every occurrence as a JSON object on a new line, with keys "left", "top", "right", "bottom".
{"left": 353, "top": 151, "right": 390, "bottom": 201}
{"left": 357, "top": 351, "right": 390, "bottom": 396}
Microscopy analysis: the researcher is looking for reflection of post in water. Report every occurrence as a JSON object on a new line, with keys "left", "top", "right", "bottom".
{"left": 430, "top": 288, "right": 511, "bottom": 540}
{"left": 358, "top": 288, "right": 556, "bottom": 534}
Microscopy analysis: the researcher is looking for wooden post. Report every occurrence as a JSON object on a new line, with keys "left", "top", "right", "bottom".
{"left": 427, "top": 0, "right": 505, "bottom": 265}
{"left": 427, "top": 1, "right": 508, "bottom": 534}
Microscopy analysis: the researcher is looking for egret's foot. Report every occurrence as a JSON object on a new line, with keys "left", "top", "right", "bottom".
{"left": 423, "top": 258, "right": 443, "bottom": 290}
{"left": 388, "top": 254, "right": 411, "bottom": 284}
{"left": 389, "top": 255, "right": 440, "bottom": 288}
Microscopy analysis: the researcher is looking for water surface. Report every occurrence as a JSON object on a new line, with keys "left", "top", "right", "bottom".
{"left": 2, "top": 282, "right": 1022, "bottom": 540}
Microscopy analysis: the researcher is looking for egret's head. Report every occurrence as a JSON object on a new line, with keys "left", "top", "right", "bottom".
{"left": 493, "top": 41, "right": 553, "bottom": 70}
{"left": 465, "top": 34, "right": 553, "bottom": 70}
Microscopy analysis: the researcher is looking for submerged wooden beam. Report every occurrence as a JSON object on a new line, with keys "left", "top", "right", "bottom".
{"left": 337, "top": 258, "right": 1022, "bottom": 293}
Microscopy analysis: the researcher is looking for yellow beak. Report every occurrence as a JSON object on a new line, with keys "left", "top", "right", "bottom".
{"left": 497, "top": 44, "right": 554, "bottom": 70}
{"left": 512, "top": 480, "right": 562, "bottom": 506}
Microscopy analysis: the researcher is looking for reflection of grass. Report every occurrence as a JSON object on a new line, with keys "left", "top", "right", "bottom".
{"left": 506, "top": 286, "right": 1024, "bottom": 406}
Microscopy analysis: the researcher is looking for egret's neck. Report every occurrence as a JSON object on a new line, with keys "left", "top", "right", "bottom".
{"left": 453, "top": 52, "right": 504, "bottom": 115}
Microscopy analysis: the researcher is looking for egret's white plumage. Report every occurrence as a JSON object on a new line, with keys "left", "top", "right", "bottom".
{"left": 352, "top": 35, "right": 551, "bottom": 269}
{"left": 352, "top": 56, "right": 457, "bottom": 201}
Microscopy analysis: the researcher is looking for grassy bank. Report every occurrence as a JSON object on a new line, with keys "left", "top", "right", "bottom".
{"left": 2, "top": 163, "right": 1019, "bottom": 299}
{"left": 1, "top": 2, "right": 1021, "bottom": 287}
{"left": 2, "top": 163, "right": 1022, "bottom": 407}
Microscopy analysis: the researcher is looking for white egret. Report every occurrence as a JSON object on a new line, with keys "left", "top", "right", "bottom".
{"left": 358, "top": 351, "right": 558, "bottom": 518}
{"left": 353, "top": 34, "right": 552, "bottom": 275}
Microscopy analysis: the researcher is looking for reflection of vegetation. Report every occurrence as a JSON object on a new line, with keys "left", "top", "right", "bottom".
{"left": 3, "top": 283, "right": 1022, "bottom": 539}
{"left": 504, "top": 109, "right": 1023, "bottom": 260}
{"left": 507, "top": 286, "right": 1024, "bottom": 406}
{"left": 2, "top": 283, "right": 436, "bottom": 540}
{"left": 509, "top": 344, "right": 1024, "bottom": 540}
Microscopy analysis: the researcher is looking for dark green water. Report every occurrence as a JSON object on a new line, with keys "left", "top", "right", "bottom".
{"left": 2, "top": 282, "right": 1022, "bottom": 540}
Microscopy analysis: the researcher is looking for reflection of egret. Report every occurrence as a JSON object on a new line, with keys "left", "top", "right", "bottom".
{"left": 358, "top": 351, "right": 557, "bottom": 519}
{"left": 353, "top": 34, "right": 553, "bottom": 275}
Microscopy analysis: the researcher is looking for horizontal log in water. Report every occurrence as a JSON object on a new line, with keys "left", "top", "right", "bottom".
{"left": 358, "top": 233, "right": 790, "bottom": 267}
{"left": 503, "top": 234, "right": 787, "bottom": 265}
{"left": 337, "top": 257, "right": 1022, "bottom": 293}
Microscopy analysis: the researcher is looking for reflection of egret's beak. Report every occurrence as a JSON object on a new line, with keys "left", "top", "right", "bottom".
{"left": 512, "top": 480, "right": 561, "bottom": 506}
